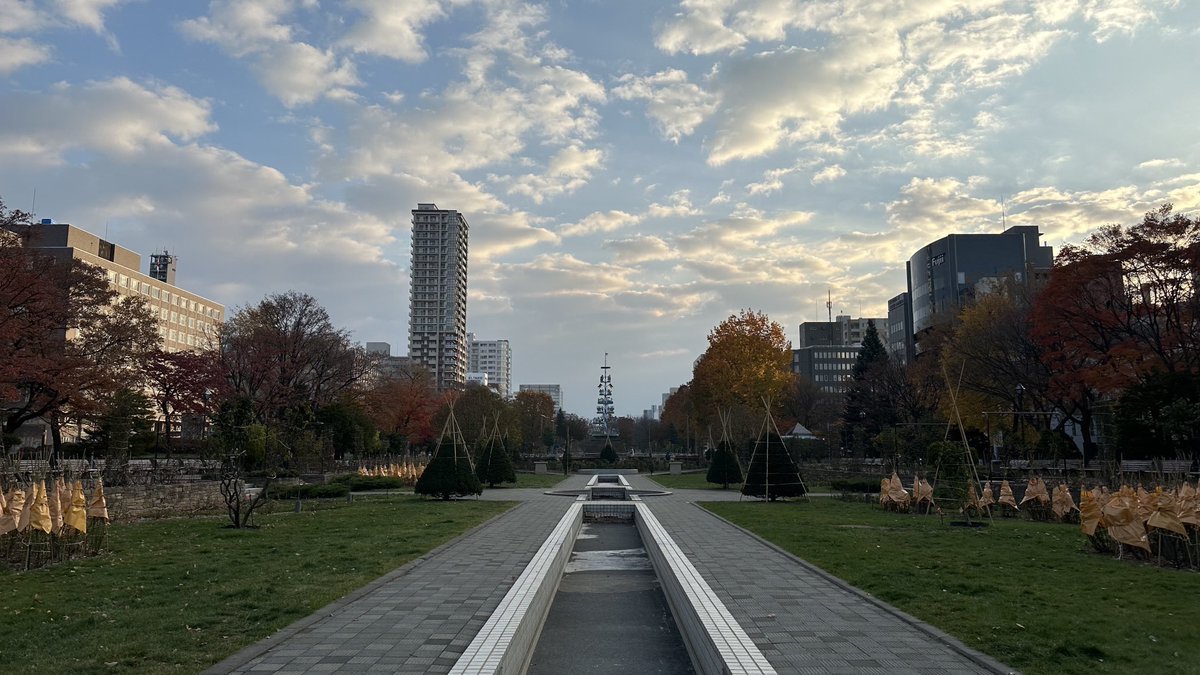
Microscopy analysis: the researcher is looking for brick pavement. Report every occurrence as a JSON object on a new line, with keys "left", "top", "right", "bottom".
{"left": 207, "top": 475, "right": 588, "bottom": 674}
{"left": 212, "top": 473, "right": 1013, "bottom": 674}
{"left": 629, "top": 475, "right": 1013, "bottom": 675}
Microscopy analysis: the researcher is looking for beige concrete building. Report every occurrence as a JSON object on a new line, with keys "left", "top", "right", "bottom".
{"left": 27, "top": 221, "right": 224, "bottom": 351}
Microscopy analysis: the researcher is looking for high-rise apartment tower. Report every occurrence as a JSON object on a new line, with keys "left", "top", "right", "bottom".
{"left": 408, "top": 203, "right": 469, "bottom": 391}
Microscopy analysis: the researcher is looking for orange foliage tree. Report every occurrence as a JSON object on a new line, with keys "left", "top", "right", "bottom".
{"left": 690, "top": 309, "right": 793, "bottom": 442}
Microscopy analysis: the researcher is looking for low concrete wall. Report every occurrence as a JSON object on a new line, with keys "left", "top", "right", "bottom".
{"left": 635, "top": 503, "right": 776, "bottom": 675}
{"left": 450, "top": 502, "right": 583, "bottom": 674}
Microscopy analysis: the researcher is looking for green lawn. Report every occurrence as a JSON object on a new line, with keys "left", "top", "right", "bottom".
{"left": 706, "top": 499, "right": 1200, "bottom": 675}
{"left": 648, "top": 472, "right": 742, "bottom": 491}
{"left": 0, "top": 496, "right": 513, "bottom": 674}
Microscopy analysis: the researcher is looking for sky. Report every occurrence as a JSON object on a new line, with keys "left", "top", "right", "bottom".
{"left": 1, "top": 0, "right": 1198, "bottom": 418}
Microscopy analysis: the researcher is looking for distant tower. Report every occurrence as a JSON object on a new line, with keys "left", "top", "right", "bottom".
{"left": 592, "top": 353, "right": 616, "bottom": 438}
{"left": 408, "top": 203, "right": 469, "bottom": 391}
{"left": 149, "top": 250, "right": 176, "bottom": 285}
{"left": 826, "top": 288, "right": 833, "bottom": 323}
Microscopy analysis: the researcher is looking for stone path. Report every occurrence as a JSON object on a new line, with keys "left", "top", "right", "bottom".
{"left": 210, "top": 474, "right": 1013, "bottom": 674}
{"left": 627, "top": 476, "right": 1010, "bottom": 674}
{"left": 206, "top": 477, "right": 588, "bottom": 674}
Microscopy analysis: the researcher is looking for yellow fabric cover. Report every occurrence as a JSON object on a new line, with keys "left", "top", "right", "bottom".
{"left": 913, "top": 477, "right": 934, "bottom": 504}
{"left": 1080, "top": 487, "right": 1104, "bottom": 536}
{"left": 1102, "top": 487, "right": 1150, "bottom": 552}
{"left": 0, "top": 489, "right": 13, "bottom": 535}
{"left": 998, "top": 480, "right": 1019, "bottom": 509}
{"left": 64, "top": 482, "right": 88, "bottom": 534}
{"left": 48, "top": 478, "right": 63, "bottom": 532}
{"left": 58, "top": 477, "right": 71, "bottom": 522}
{"left": 879, "top": 478, "right": 889, "bottom": 504}
{"left": 1051, "top": 484, "right": 1079, "bottom": 520}
{"left": 11, "top": 489, "right": 30, "bottom": 533}
{"left": 1020, "top": 476, "right": 1051, "bottom": 506}
{"left": 1177, "top": 483, "right": 1200, "bottom": 527}
{"left": 962, "top": 482, "right": 981, "bottom": 512}
{"left": 979, "top": 483, "right": 995, "bottom": 507}
{"left": 30, "top": 480, "right": 53, "bottom": 534}
{"left": 1145, "top": 487, "right": 1188, "bottom": 536}
{"left": 88, "top": 480, "right": 110, "bottom": 521}
{"left": 887, "top": 472, "right": 910, "bottom": 507}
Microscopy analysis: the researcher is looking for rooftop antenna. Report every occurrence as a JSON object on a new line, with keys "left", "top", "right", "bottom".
{"left": 826, "top": 289, "right": 832, "bottom": 323}
{"left": 1000, "top": 194, "right": 1007, "bottom": 231}
{"left": 30, "top": 188, "right": 36, "bottom": 218}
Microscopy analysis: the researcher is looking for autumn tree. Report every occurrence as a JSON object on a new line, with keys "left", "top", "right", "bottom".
{"left": 512, "top": 390, "right": 555, "bottom": 454}
{"left": 219, "top": 291, "right": 374, "bottom": 427}
{"left": 660, "top": 385, "right": 699, "bottom": 451}
{"left": 1, "top": 206, "right": 159, "bottom": 455}
{"left": 140, "top": 348, "right": 225, "bottom": 457}
{"left": 1031, "top": 205, "right": 1200, "bottom": 461}
{"left": 690, "top": 310, "right": 793, "bottom": 441}
{"left": 364, "top": 362, "right": 439, "bottom": 451}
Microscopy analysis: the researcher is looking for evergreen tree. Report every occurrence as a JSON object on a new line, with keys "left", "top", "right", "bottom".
{"left": 415, "top": 411, "right": 481, "bottom": 500}
{"left": 706, "top": 439, "right": 743, "bottom": 488}
{"left": 841, "top": 319, "right": 894, "bottom": 453}
{"left": 742, "top": 430, "right": 806, "bottom": 500}
{"left": 475, "top": 421, "right": 516, "bottom": 487}
{"left": 599, "top": 438, "right": 618, "bottom": 463}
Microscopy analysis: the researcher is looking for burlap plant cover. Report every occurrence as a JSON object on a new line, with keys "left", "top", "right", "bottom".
{"left": 1051, "top": 484, "right": 1079, "bottom": 520}
{"left": 1020, "top": 476, "right": 1051, "bottom": 507}
{"left": 1102, "top": 487, "right": 1150, "bottom": 552}
{"left": 1079, "top": 487, "right": 1104, "bottom": 536}
{"left": 1145, "top": 487, "right": 1187, "bottom": 537}
{"left": 998, "top": 480, "right": 1019, "bottom": 509}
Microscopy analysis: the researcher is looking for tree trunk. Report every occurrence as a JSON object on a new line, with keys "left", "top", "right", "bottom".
{"left": 49, "top": 411, "right": 63, "bottom": 467}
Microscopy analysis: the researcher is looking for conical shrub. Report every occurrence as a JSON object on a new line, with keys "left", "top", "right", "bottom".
{"left": 476, "top": 425, "right": 516, "bottom": 488}
{"left": 741, "top": 431, "right": 806, "bottom": 501}
{"left": 706, "top": 440, "right": 743, "bottom": 488}
{"left": 599, "top": 439, "right": 618, "bottom": 463}
{"left": 415, "top": 411, "right": 481, "bottom": 500}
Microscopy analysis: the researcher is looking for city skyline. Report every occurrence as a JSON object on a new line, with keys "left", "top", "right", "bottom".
{"left": 1, "top": 1, "right": 1198, "bottom": 417}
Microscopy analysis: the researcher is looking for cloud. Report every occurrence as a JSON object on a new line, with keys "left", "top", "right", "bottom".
{"left": 502, "top": 145, "right": 605, "bottom": 204}
{"left": 179, "top": 0, "right": 302, "bottom": 58}
{"left": 646, "top": 189, "right": 703, "bottom": 218}
{"left": 252, "top": 42, "right": 359, "bottom": 107}
{"left": 561, "top": 210, "right": 640, "bottom": 237}
{"left": 612, "top": 69, "right": 719, "bottom": 143}
{"left": 338, "top": 0, "right": 445, "bottom": 62}
{"left": 0, "top": 78, "right": 214, "bottom": 163}
{"left": 1137, "top": 158, "right": 1185, "bottom": 170}
{"left": 811, "top": 164, "right": 846, "bottom": 184}
{"left": 706, "top": 38, "right": 904, "bottom": 165}
{"left": 604, "top": 235, "right": 674, "bottom": 264}
{"left": 0, "top": 36, "right": 52, "bottom": 74}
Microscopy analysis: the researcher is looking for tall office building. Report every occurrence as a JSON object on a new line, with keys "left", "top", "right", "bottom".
{"left": 408, "top": 203, "right": 469, "bottom": 391}
{"left": 906, "top": 225, "right": 1052, "bottom": 337}
{"left": 886, "top": 292, "right": 915, "bottom": 366}
{"left": 467, "top": 333, "right": 512, "bottom": 398}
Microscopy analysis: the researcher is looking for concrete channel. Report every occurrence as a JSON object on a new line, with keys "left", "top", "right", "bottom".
{"left": 450, "top": 475, "right": 774, "bottom": 675}
{"left": 526, "top": 520, "right": 694, "bottom": 674}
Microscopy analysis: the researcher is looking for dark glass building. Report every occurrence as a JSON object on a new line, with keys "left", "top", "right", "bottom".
{"left": 906, "top": 225, "right": 1053, "bottom": 337}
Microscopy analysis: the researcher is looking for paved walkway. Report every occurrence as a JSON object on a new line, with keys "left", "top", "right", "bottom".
{"left": 627, "top": 476, "right": 1009, "bottom": 674}
{"left": 211, "top": 474, "right": 1012, "bottom": 674}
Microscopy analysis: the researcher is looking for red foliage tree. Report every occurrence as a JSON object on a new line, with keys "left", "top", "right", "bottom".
{"left": 140, "top": 348, "right": 226, "bottom": 455}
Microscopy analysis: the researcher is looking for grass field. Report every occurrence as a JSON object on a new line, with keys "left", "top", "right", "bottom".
{"left": 0, "top": 497, "right": 513, "bottom": 674}
{"left": 648, "top": 472, "right": 742, "bottom": 491}
{"left": 706, "top": 499, "right": 1200, "bottom": 675}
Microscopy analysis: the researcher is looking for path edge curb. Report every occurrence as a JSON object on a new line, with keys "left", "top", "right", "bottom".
{"left": 202, "top": 499, "right": 525, "bottom": 674}
{"left": 693, "top": 502, "right": 1019, "bottom": 675}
